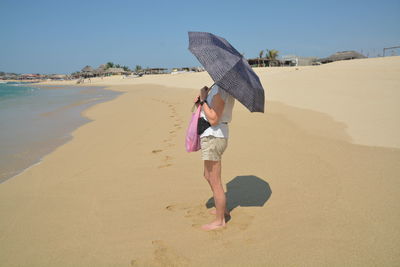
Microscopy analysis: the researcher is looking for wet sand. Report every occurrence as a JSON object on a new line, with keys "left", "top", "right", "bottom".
{"left": 0, "top": 85, "right": 120, "bottom": 183}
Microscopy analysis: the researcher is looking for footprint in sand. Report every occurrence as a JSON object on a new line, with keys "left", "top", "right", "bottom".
{"left": 230, "top": 211, "right": 254, "bottom": 231}
{"left": 130, "top": 240, "right": 190, "bottom": 267}
{"left": 150, "top": 101, "right": 184, "bottom": 169}
{"left": 164, "top": 155, "right": 173, "bottom": 161}
{"left": 159, "top": 155, "right": 173, "bottom": 167}
{"left": 166, "top": 203, "right": 255, "bottom": 232}
{"left": 166, "top": 203, "right": 216, "bottom": 229}
{"left": 165, "top": 205, "right": 177, "bottom": 211}
{"left": 158, "top": 163, "right": 172, "bottom": 169}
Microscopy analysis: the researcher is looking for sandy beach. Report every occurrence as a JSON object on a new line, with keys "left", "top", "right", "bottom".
{"left": 0, "top": 56, "right": 399, "bottom": 266}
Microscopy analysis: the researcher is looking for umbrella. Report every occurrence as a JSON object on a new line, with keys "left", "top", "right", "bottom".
{"left": 188, "top": 31, "right": 265, "bottom": 113}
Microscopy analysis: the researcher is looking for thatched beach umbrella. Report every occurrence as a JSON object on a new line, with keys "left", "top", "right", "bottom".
{"left": 81, "top": 65, "right": 94, "bottom": 72}
{"left": 81, "top": 65, "right": 95, "bottom": 77}
{"left": 94, "top": 64, "right": 107, "bottom": 76}
{"left": 319, "top": 51, "right": 366, "bottom": 64}
{"left": 98, "top": 64, "right": 107, "bottom": 70}
{"left": 105, "top": 67, "right": 126, "bottom": 75}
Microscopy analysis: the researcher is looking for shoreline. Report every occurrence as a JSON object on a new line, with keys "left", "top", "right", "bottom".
{"left": 0, "top": 84, "right": 123, "bottom": 183}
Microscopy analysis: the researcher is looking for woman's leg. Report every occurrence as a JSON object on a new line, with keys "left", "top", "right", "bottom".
{"left": 204, "top": 160, "right": 230, "bottom": 216}
{"left": 201, "top": 160, "right": 226, "bottom": 230}
{"left": 203, "top": 161, "right": 212, "bottom": 191}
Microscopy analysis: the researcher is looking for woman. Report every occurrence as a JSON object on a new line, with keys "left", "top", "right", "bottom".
{"left": 194, "top": 84, "right": 235, "bottom": 231}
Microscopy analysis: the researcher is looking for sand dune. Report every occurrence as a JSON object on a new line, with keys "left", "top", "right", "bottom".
{"left": 0, "top": 57, "right": 399, "bottom": 266}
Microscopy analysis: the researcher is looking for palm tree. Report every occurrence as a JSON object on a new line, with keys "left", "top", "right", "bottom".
{"left": 135, "top": 65, "right": 142, "bottom": 73}
{"left": 105, "top": 62, "right": 114, "bottom": 69}
{"left": 122, "top": 66, "right": 130, "bottom": 72}
{"left": 266, "top": 49, "right": 279, "bottom": 66}
{"left": 258, "top": 50, "right": 264, "bottom": 67}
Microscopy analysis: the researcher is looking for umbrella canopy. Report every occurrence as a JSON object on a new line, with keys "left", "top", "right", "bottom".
{"left": 188, "top": 31, "right": 265, "bottom": 112}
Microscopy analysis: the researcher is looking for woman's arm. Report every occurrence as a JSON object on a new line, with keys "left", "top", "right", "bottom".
{"left": 202, "top": 93, "right": 225, "bottom": 126}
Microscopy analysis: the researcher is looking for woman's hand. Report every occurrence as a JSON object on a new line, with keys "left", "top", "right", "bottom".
{"left": 200, "top": 86, "right": 209, "bottom": 101}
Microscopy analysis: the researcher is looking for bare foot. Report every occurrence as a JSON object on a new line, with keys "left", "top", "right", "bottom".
{"left": 209, "top": 208, "right": 230, "bottom": 216}
{"left": 201, "top": 220, "right": 226, "bottom": 231}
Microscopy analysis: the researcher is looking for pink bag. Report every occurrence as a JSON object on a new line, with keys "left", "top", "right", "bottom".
{"left": 185, "top": 104, "right": 201, "bottom": 152}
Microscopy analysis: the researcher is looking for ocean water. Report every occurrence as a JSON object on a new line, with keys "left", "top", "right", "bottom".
{"left": 0, "top": 82, "right": 121, "bottom": 183}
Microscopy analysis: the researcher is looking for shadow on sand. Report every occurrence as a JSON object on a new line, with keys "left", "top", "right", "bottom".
{"left": 205, "top": 175, "right": 272, "bottom": 215}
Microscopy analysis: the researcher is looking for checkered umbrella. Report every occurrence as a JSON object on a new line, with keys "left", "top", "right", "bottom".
{"left": 188, "top": 31, "right": 265, "bottom": 112}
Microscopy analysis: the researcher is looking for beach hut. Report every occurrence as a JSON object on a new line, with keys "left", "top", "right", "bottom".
{"left": 20, "top": 74, "right": 39, "bottom": 80}
{"left": 318, "top": 51, "right": 367, "bottom": 64}
{"left": 81, "top": 65, "right": 94, "bottom": 72}
{"left": 280, "top": 55, "right": 318, "bottom": 66}
{"left": 247, "top": 58, "right": 280, "bottom": 67}
{"left": 49, "top": 74, "right": 68, "bottom": 80}
{"left": 105, "top": 67, "right": 127, "bottom": 76}
{"left": 2, "top": 73, "right": 18, "bottom": 80}
{"left": 98, "top": 64, "right": 107, "bottom": 70}
{"left": 143, "top": 68, "right": 168, "bottom": 74}
{"left": 81, "top": 65, "right": 95, "bottom": 78}
{"left": 94, "top": 64, "right": 107, "bottom": 77}
{"left": 170, "top": 67, "right": 190, "bottom": 74}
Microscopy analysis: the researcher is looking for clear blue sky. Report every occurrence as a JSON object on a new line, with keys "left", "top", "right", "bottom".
{"left": 1, "top": 0, "right": 399, "bottom": 74}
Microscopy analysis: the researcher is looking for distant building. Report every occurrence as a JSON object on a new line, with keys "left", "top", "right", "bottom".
{"left": 0, "top": 73, "right": 18, "bottom": 80}
{"left": 49, "top": 74, "right": 68, "bottom": 80}
{"left": 80, "top": 65, "right": 95, "bottom": 77}
{"left": 247, "top": 58, "right": 278, "bottom": 67}
{"left": 94, "top": 64, "right": 107, "bottom": 76}
{"left": 248, "top": 55, "right": 317, "bottom": 67}
{"left": 143, "top": 68, "right": 168, "bottom": 74}
{"left": 105, "top": 67, "right": 128, "bottom": 75}
{"left": 280, "top": 55, "right": 318, "bottom": 66}
{"left": 20, "top": 73, "right": 41, "bottom": 80}
{"left": 171, "top": 67, "right": 205, "bottom": 73}
{"left": 318, "top": 51, "right": 367, "bottom": 64}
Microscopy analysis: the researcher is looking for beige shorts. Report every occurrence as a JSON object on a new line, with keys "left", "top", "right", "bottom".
{"left": 200, "top": 136, "right": 228, "bottom": 161}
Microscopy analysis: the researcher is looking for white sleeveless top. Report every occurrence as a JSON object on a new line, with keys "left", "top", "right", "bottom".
{"left": 200, "top": 84, "right": 235, "bottom": 139}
